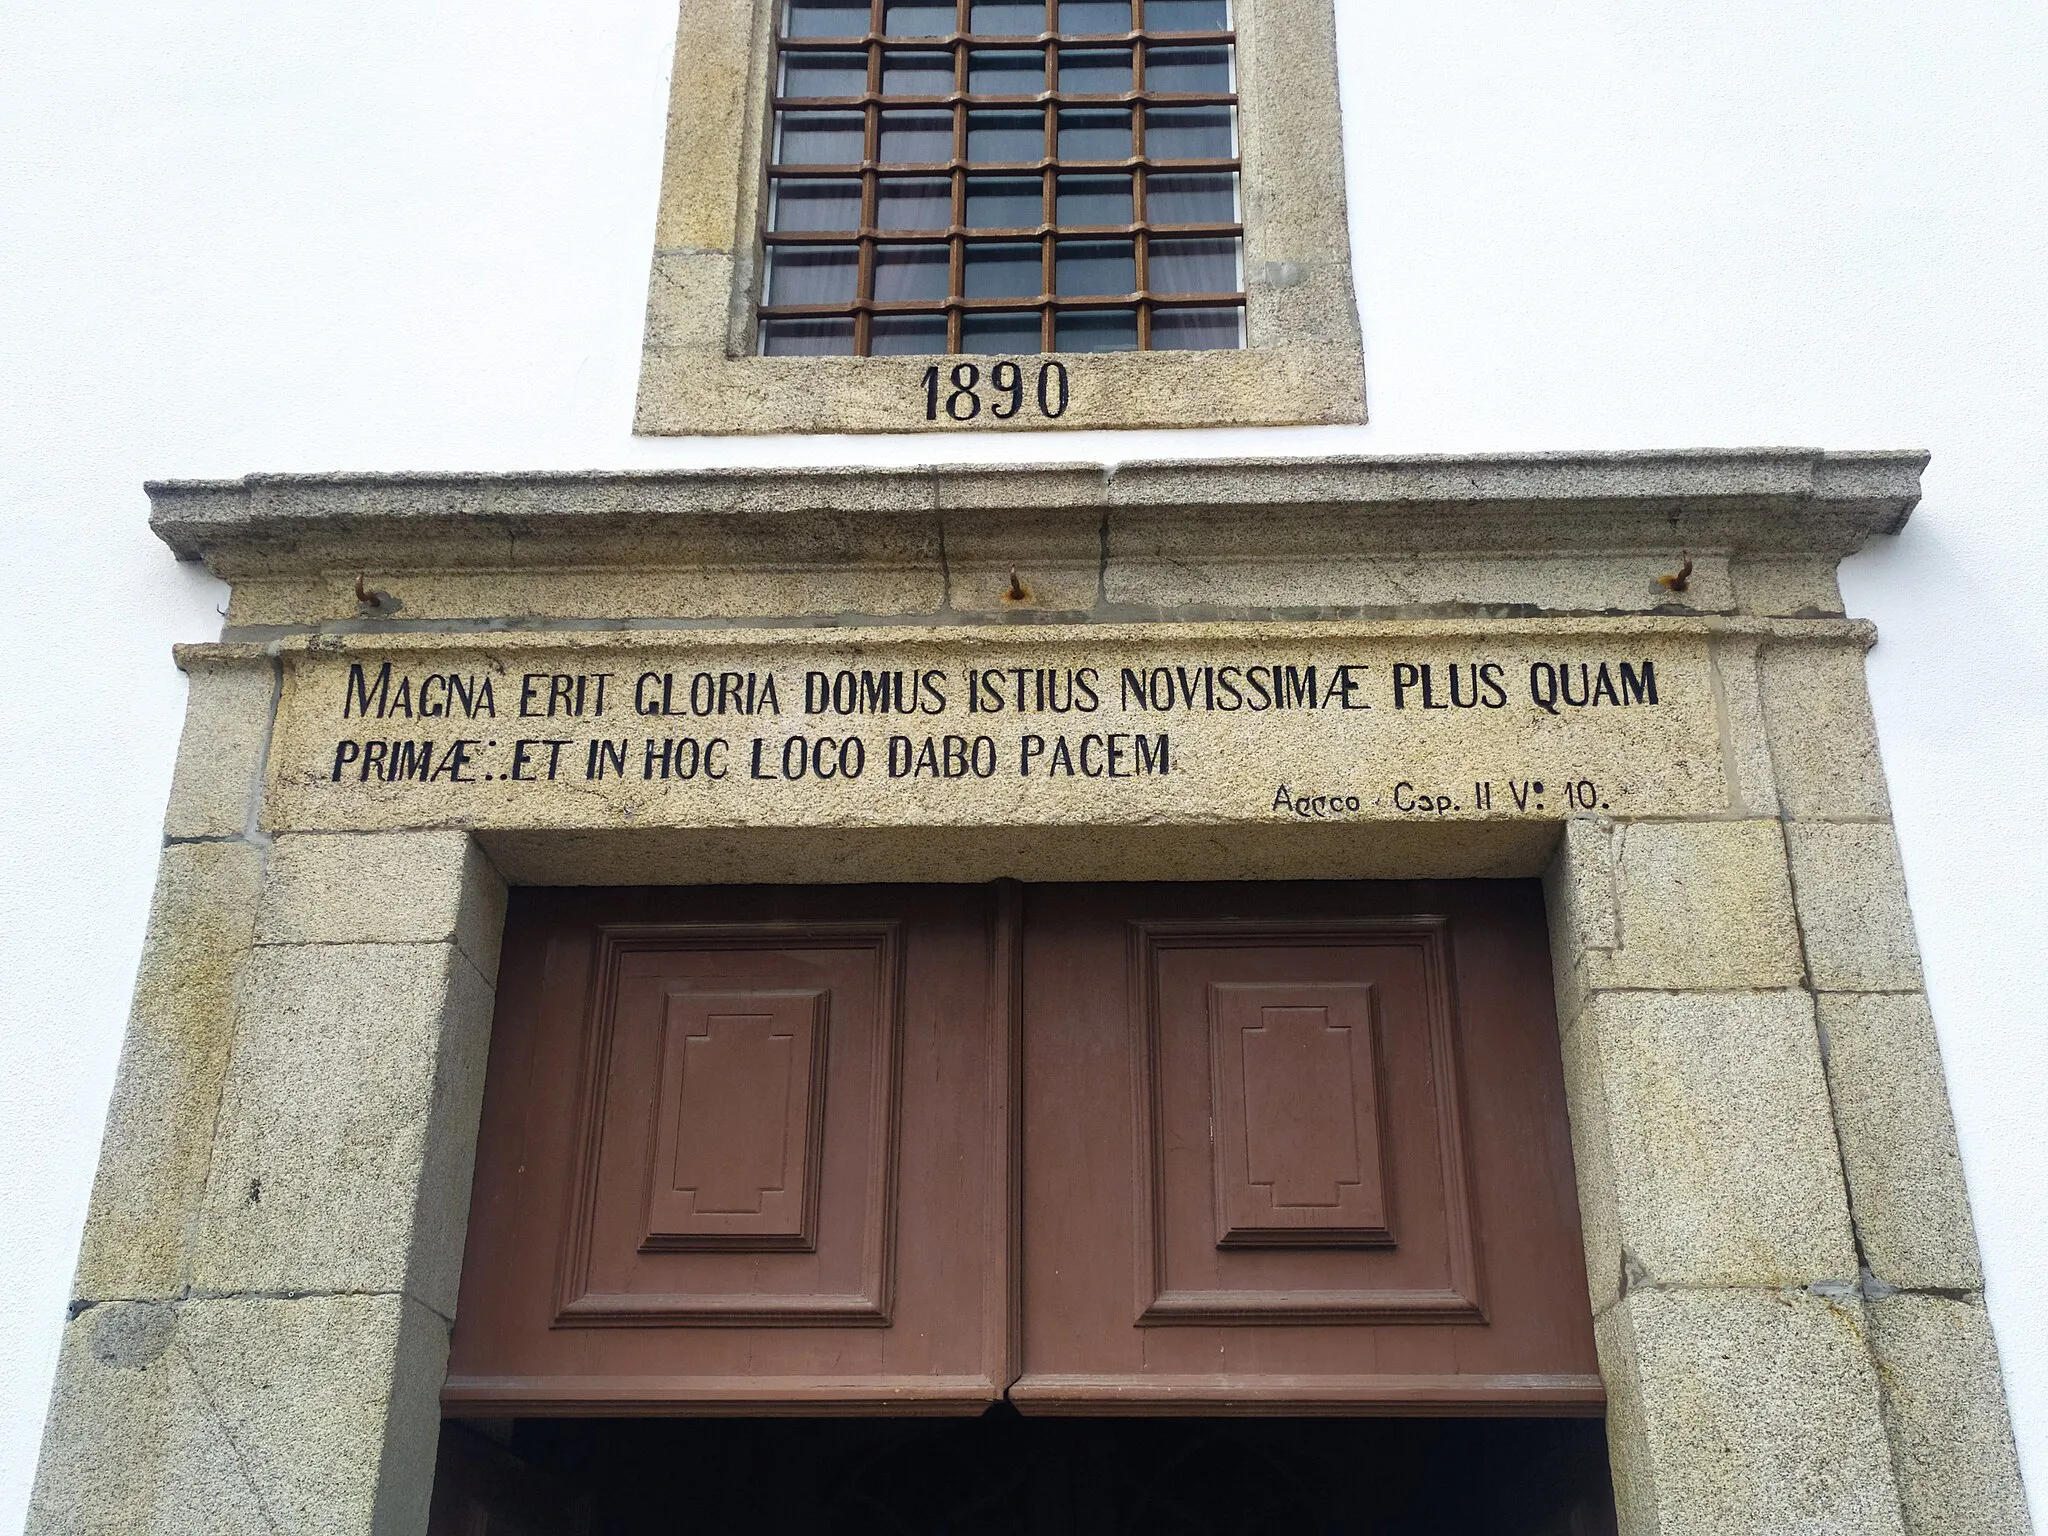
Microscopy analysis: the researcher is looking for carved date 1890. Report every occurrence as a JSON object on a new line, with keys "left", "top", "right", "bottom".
{"left": 921, "top": 360, "right": 1069, "bottom": 422}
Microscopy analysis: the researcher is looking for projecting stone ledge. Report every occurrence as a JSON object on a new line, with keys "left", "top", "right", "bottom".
{"left": 141, "top": 450, "right": 1928, "bottom": 630}
{"left": 147, "top": 448, "right": 1924, "bottom": 564}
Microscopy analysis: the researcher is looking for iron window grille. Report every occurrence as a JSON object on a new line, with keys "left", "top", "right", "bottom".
{"left": 759, "top": 0, "right": 1245, "bottom": 356}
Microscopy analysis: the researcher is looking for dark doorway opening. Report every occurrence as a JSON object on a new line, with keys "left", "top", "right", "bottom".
{"left": 441, "top": 1406, "right": 1617, "bottom": 1535}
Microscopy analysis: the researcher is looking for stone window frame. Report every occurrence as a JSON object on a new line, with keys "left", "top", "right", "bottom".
{"left": 636, "top": 0, "right": 1365, "bottom": 433}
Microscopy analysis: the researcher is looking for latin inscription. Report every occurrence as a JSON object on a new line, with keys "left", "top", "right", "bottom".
{"left": 268, "top": 629, "right": 1725, "bottom": 829}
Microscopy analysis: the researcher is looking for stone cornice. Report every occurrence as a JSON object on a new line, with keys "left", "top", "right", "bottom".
{"left": 149, "top": 449, "right": 1926, "bottom": 579}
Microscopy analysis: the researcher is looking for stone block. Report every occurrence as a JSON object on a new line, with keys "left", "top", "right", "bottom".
{"left": 1600, "top": 820, "right": 1805, "bottom": 990}
{"left": 1707, "top": 637, "right": 1778, "bottom": 817}
{"left": 163, "top": 652, "right": 274, "bottom": 839}
{"left": 1556, "top": 1011, "right": 1621, "bottom": 1312}
{"left": 1597, "top": 1288, "right": 1906, "bottom": 1536}
{"left": 232, "top": 562, "right": 952, "bottom": 627}
{"left": 1106, "top": 515, "right": 1738, "bottom": 613}
{"left": 1584, "top": 991, "right": 1857, "bottom": 1287}
{"left": 255, "top": 830, "right": 507, "bottom": 981}
{"left": 941, "top": 504, "right": 1104, "bottom": 614}
{"left": 1786, "top": 822, "right": 1924, "bottom": 991}
{"left": 1732, "top": 556, "right": 1845, "bottom": 617}
{"left": 1760, "top": 641, "right": 1890, "bottom": 819}
{"left": 1544, "top": 817, "right": 1619, "bottom": 1027}
{"left": 1867, "top": 1294, "right": 2031, "bottom": 1536}
{"left": 73, "top": 840, "right": 264, "bottom": 1301}
{"left": 191, "top": 942, "right": 496, "bottom": 1317}
{"left": 263, "top": 627, "right": 1731, "bottom": 836}
{"left": 1818, "top": 993, "right": 1980, "bottom": 1290}
{"left": 28, "top": 1293, "right": 448, "bottom": 1536}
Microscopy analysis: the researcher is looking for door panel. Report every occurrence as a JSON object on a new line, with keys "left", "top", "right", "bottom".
{"left": 563, "top": 924, "right": 899, "bottom": 1324}
{"left": 1011, "top": 881, "right": 1601, "bottom": 1413}
{"left": 1135, "top": 916, "right": 1481, "bottom": 1323}
{"left": 444, "top": 886, "right": 1010, "bottom": 1413}
{"left": 446, "top": 880, "right": 1598, "bottom": 1418}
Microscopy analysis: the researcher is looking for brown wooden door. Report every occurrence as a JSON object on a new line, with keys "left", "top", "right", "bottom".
{"left": 1012, "top": 881, "right": 1600, "bottom": 1413}
{"left": 444, "top": 885, "right": 1015, "bottom": 1413}
{"left": 445, "top": 880, "right": 1597, "bottom": 1415}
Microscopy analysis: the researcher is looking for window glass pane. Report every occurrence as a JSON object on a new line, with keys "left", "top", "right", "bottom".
{"left": 1055, "top": 307, "right": 1137, "bottom": 350}
{"left": 966, "top": 176, "right": 1043, "bottom": 227}
{"left": 969, "top": 49, "right": 1045, "bottom": 93}
{"left": 776, "top": 111, "right": 867, "bottom": 164}
{"left": 782, "top": 51, "right": 869, "bottom": 96}
{"left": 968, "top": 110, "right": 1045, "bottom": 161}
{"left": 1057, "top": 47, "right": 1131, "bottom": 93}
{"left": 770, "top": 178, "right": 864, "bottom": 231}
{"left": 785, "top": 0, "right": 871, "bottom": 38}
{"left": 1147, "top": 234, "right": 1239, "bottom": 293}
{"left": 1055, "top": 238, "right": 1134, "bottom": 295}
{"left": 1145, "top": 0, "right": 1228, "bottom": 30}
{"left": 885, "top": 0, "right": 957, "bottom": 35}
{"left": 880, "top": 110, "right": 954, "bottom": 162}
{"left": 761, "top": 316, "right": 858, "bottom": 354}
{"left": 1058, "top": 107, "right": 1130, "bottom": 160}
{"left": 874, "top": 244, "right": 953, "bottom": 300}
{"left": 1144, "top": 45, "right": 1230, "bottom": 93}
{"left": 871, "top": 314, "right": 952, "bottom": 353}
{"left": 963, "top": 242, "right": 1044, "bottom": 297}
{"left": 1057, "top": 0, "right": 1130, "bottom": 35}
{"left": 766, "top": 245, "right": 861, "bottom": 304}
{"left": 1056, "top": 174, "right": 1131, "bottom": 224}
{"left": 883, "top": 50, "right": 955, "bottom": 94}
{"left": 1144, "top": 105, "right": 1234, "bottom": 158}
{"left": 1149, "top": 303, "right": 1242, "bottom": 349}
{"left": 877, "top": 176, "right": 953, "bottom": 228}
{"left": 970, "top": 1, "right": 1046, "bottom": 33}
{"left": 962, "top": 311, "right": 1044, "bottom": 352}
{"left": 1145, "top": 170, "right": 1236, "bottom": 222}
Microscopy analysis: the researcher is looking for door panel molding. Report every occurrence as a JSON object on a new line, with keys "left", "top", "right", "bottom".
{"left": 1128, "top": 918, "right": 1485, "bottom": 1326}
{"left": 555, "top": 922, "right": 905, "bottom": 1326}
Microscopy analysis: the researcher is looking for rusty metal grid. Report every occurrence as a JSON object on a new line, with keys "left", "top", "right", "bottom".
{"left": 757, "top": 0, "right": 1246, "bottom": 354}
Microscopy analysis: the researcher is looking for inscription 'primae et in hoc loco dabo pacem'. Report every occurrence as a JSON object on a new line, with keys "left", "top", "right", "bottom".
{"left": 324, "top": 655, "right": 1663, "bottom": 788}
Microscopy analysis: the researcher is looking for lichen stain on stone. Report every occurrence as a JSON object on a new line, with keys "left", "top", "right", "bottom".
{"left": 90, "top": 1302, "right": 177, "bottom": 1371}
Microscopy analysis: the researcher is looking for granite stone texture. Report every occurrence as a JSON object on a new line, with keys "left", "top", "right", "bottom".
{"left": 1819, "top": 992, "right": 1982, "bottom": 1290}
{"left": 1867, "top": 1294, "right": 2032, "bottom": 1536}
{"left": 190, "top": 939, "right": 496, "bottom": 1318}
{"left": 28, "top": 1293, "right": 447, "bottom": 1536}
{"left": 1760, "top": 638, "right": 1892, "bottom": 820}
{"left": 256, "top": 829, "right": 507, "bottom": 980}
{"left": 162, "top": 652, "right": 274, "bottom": 838}
{"left": 1575, "top": 990, "right": 1857, "bottom": 1289}
{"left": 1555, "top": 1000, "right": 1623, "bottom": 1312}
{"left": 1597, "top": 1287, "right": 1907, "bottom": 1536}
{"left": 147, "top": 451, "right": 1927, "bottom": 577}
{"left": 1706, "top": 635, "right": 1780, "bottom": 818}
{"left": 1594, "top": 819, "right": 1806, "bottom": 991}
{"left": 1786, "top": 820, "right": 1925, "bottom": 992}
{"left": 71, "top": 840, "right": 265, "bottom": 1302}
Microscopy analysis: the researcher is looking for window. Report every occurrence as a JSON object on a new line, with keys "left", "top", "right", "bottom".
{"left": 760, "top": 0, "right": 1244, "bottom": 356}
{"left": 635, "top": 0, "right": 1363, "bottom": 433}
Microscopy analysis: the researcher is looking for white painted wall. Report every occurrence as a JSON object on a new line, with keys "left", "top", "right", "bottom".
{"left": 2, "top": 0, "right": 2043, "bottom": 1526}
